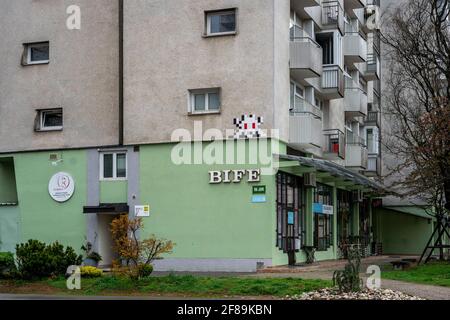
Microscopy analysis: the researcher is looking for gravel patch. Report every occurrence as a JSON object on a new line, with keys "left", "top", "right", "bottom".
{"left": 287, "top": 288, "right": 425, "bottom": 300}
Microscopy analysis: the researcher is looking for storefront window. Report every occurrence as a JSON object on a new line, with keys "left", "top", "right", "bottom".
{"left": 276, "top": 172, "right": 305, "bottom": 254}
{"left": 314, "top": 183, "right": 333, "bottom": 251}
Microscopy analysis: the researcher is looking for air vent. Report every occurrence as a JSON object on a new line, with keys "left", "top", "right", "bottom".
{"left": 304, "top": 173, "right": 317, "bottom": 188}
{"left": 353, "top": 190, "right": 364, "bottom": 202}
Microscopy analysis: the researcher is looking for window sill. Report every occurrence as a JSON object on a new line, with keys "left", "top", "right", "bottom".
{"left": 188, "top": 110, "right": 221, "bottom": 116}
{"left": 100, "top": 178, "right": 128, "bottom": 182}
{"left": 22, "top": 61, "right": 50, "bottom": 67}
{"left": 202, "top": 31, "right": 237, "bottom": 38}
{"left": 35, "top": 128, "right": 63, "bottom": 132}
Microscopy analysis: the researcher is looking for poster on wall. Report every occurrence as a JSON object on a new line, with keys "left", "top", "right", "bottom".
{"left": 48, "top": 172, "right": 75, "bottom": 203}
{"left": 135, "top": 205, "right": 150, "bottom": 217}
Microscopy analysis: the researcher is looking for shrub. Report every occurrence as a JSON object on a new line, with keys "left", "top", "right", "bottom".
{"left": 80, "top": 266, "right": 103, "bottom": 278}
{"left": 110, "top": 215, "right": 173, "bottom": 279}
{"left": 138, "top": 264, "right": 153, "bottom": 278}
{"left": 0, "top": 252, "right": 17, "bottom": 279}
{"left": 333, "top": 245, "right": 363, "bottom": 293}
{"left": 15, "top": 240, "right": 82, "bottom": 279}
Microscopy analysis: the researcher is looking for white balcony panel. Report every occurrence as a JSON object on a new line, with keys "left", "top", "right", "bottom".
{"left": 290, "top": 39, "right": 323, "bottom": 81}
{"left": 344, "top": 88, "right": 368, "bottom": 118}
{"left": 345, "top": 144, "right": 368, "bottom": 169}
{"left": 344, "top": 33, "right": 367, "bottom": 65}
{"left": 289, "top": 114, "right": 323, "bottom": 150}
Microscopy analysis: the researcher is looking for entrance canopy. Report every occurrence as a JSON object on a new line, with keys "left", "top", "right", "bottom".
{"left": 277, "top": 154, "right": 387, "bottom": 193}
{"left": 83, "top": 203, "right": 129, "bottom": 214}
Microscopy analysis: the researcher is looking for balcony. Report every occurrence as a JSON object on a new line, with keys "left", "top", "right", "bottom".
{"left": 321, "top": 1, "right": 345, "bottom": 35}
{"left": 344, "top": 87, "right": 368, "bottom": 118}
{"left": 361, "top": 53, "right": 380, "bottom": 81}
{"left": 323, "top": 129, "right": 345, "bottom": 159}
{"left": 289, "top": 98, "right": 323, "bottom": 152}
{"left": 343, "top": 32, "right": 367, "bottom": 65}
{"left": 345, "top": 136, "right": 368, "bottom": 170}
{"left": 291, "top": 0, "right": 321, "bottom": 19}
{"left": 364, "top": 110, "right": 381, "bottom": 127}
{"left": 290, "top": 37, "right": 323, "bottom": 81}
{"left": 365, "top": 154, "right": 381, "bottom": 177}
{"left": 321, "top": 65, "right": 345, "bottom": 99}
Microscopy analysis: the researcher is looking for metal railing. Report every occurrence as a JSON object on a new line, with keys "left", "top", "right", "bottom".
{"left": 290, "top": 96, "right": 323, "bottom": 119}
{"left": 322, "top": 1, "right": 345, "bottom": 34}
{"left": 324, "top": 129, "right": 345, "bottom": 159}
{"left": 366, "top": 0, "right": 380, "bottom": 6}
{"left": 346, "top": 134, "right": 367, "bottom": 147}
{"left": 322, "top": 65, "right": 345, "bottom": 95}
{"left": 290, "top": 36, "right": 322, "bottom": 49}
{"left": 365, "top": 111, "right": 380, "bottom": 126}
{"left": 289, "top": 25, "right": 303, "bottom": 39}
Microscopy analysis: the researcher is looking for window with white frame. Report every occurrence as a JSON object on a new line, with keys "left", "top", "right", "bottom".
{"left": 189, "top": 88, "right": 221, "bottom": 113}
{"left": 36, "top": 109, "right": 63, "bottom": 131}
{"left": 290, "top": 81, "right": 304, "bottom": 111}
{"left": 205, "top": 9, "right": 237, "bottom": 36}
{"left": 100, "top": 153, "right": 127, "bottom": 180}
{"left": 24, "top": 42, "right": 49, "bottom": 65}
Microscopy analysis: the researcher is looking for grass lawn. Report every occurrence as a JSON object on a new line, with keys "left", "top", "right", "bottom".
{"left": 0, "top": 275, "right": 331, "bottom": 298}
{"left": 383, "top": 262, "right": 450, "bottom": 287}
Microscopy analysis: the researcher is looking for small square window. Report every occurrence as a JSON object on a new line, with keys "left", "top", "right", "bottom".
{"left": 36, "top": 109, "right": 63, "bottom": 131}
{"left": 24, "top": 42, "right": 49, "bottom": 65}
{"left": 206, "top": 9, "right": 237, "bottom": 36}
{"left": 189, "top": 89, "right": 221, "bottom": 114}
{"left": 100, "top": 152, "right": 127, "bottom": 180}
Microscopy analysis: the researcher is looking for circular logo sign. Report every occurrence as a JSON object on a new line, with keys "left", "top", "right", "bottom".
{"left": 48, "top": 172, "right": 75, "bottom": 203}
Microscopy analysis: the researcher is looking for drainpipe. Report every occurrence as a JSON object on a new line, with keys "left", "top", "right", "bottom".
{"left": 118, "top": 0, "right": 124, "bottom": 145}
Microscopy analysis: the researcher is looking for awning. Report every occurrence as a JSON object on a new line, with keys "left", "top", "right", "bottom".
{"left": 276, "top": 154, "right": 388, "bottom": 193}
{"left": 83, "top": 203, "right": 129, "bottom": 214}
{"left": 383, "top": 206, "right": 433, "bottom": 219}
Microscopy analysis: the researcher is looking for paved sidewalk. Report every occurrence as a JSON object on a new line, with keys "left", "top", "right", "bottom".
{"left": 252, "top": 255, "right": 450, "bottom": 300}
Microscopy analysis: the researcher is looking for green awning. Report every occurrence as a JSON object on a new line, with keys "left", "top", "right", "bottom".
{"left": 276, "top": 154, "right": 388, "bottom": 193}
{"left": 384, "top": 206, "right": 433, "bottom": 219}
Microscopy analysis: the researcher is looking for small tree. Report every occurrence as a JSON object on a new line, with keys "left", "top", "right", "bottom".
{"left": 333, "top": 246, "right": 363, "bottom": 293}
{"left": 110, "top": 214, "right": 174, "bottom": 279}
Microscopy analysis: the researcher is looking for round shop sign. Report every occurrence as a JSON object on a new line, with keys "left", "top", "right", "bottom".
{"left": 48, "top": 172, "right": 75, "bottom": 203}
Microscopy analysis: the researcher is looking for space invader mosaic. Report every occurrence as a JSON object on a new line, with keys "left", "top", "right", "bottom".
{"left": 233, "top": 114, "right": 265, "bottom": 139}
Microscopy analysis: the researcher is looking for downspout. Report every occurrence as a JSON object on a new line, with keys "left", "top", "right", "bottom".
{"left": 119, "top": 0, "right": 124, "bottom": 145}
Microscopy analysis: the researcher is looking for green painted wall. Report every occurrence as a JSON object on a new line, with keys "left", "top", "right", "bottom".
{"left": 375, "top": 208, "right": 432, "bottom": 255}
{"left": 139, "top": 140, "right": 279, "bottom": 260}
{"left": 0, "top": 206, "right": 21, "bottom": 252}
{"left": 0, "top": 159, "right": 18, "bottom": 203}
{"left": 100, "top": 181, "right": 128, "bottom": 203}
{"left": 12, "top": 150, "right": 88, "bottom": 251}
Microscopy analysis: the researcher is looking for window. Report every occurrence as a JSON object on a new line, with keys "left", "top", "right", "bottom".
{"left": 24, "top": 42, "right": 49, "bottom": 65}
{"left": 290, "top": 81, "right": 305, "bottom": 110}
{"left": 36, "top": 109, "right": 63, "bottom": 131}
{"left": 189, "top": 88, "right": 221, "bottom": 114}
{"left": 314, "top": 183, "right": 334, "bottom": 251}
{"left": 205, "top": 9, "right": 237, "bottom": 36}
{"left": 100, "top": 153, "right": 127, "bottom": 180}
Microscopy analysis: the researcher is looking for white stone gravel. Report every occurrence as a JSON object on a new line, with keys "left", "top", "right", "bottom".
{"left": 287, "top": 288, "right": 425, "bottom": 300}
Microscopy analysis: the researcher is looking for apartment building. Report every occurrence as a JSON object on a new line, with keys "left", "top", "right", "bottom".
{"left": 0, "top": 0, "right": 390, "bottom": 271}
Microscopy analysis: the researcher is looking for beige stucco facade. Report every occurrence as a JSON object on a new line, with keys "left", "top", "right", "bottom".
{"left": 0, "top": 0, "right": 120, "bottom": 153}
{"left": 123, "top": 0, "right": 290, "bottom": 145}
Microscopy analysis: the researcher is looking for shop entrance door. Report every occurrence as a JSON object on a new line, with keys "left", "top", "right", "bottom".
{"left": 276, "top": 172, "right": 304, "bottom": 266}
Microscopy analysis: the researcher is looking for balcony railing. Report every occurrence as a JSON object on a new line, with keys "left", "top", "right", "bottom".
{"left": 322, "top": 1, "right": 345, "bottom": 35}
{"left": 324, "top": 129, "right": 345, "bottom": 159}
{"left": 290, "top": 96, "right": 323, "bottom": 119}
{"left": 346, "top": 134, "right": 368, "bottom": 169}
{"left": 290, "top": 36, "right": 323, "bottom": 80}
{"left": 322, "top": 65, "right": 345, "bottom": 98}
{"left": 346, "top": 134, "right": 366, "bottom": 147}
{"left": 365, "top": 111, "right": 381, "bottom": 127}
{"left": 366, "top": 155, "right": 381, "bottom": 176}
{"left": 366, "top": 0, "right": 380, "bottom": 6}
{"left": 344, "top": 87, "right": 368, "bottom": 117}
